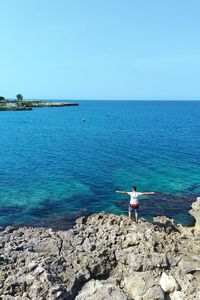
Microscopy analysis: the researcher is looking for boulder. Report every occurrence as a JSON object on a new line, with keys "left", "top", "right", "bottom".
{"left": 170, "top": 291, "right": 186, "bottom": 300}
{"left": 75, "top": 279, "right": 128, "bottom": 300}
{"left": 159, "top": 272, "right": 180, "bottom": 293}
{"left": 123, "top": 271, "right": 165, "bottom": 300}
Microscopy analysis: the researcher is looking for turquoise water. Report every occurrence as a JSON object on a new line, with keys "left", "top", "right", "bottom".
{"left": 0, "top": 100, "right": 200, "bottom": 229}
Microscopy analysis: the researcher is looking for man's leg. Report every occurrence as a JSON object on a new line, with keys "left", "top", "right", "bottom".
{"left": 128, "top": 206, "right": 132, "bottom": 220}
{"left": 135, "top": 211, "right": 139, "bottom": 222}
{"left": 134, "top": 208, "right": 139, "bottom": 222}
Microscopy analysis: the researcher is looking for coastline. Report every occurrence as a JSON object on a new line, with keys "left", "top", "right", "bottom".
{"left": 0, "top": 100, "right": 79, "bottom": 111}
{"left": 0, "top": 197, "right": 200, "bottom": 299}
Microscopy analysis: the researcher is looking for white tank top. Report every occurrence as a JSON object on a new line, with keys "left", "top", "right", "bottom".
{"left": 128, "top": 192, "right": 143, "bottom": 205}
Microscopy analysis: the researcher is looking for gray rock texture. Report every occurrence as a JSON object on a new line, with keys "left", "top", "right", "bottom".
{"left": 0, "top": 197, "right": 200, "bottom": 299}
{"left": 189, "top": 196, "right": 200, "bottom": 232}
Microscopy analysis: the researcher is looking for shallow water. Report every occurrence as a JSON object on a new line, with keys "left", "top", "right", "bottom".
{"left": 0, "top": 100, "right": 200, "bottom": 228}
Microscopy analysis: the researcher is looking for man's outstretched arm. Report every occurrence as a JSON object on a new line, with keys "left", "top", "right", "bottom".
{"left": 142, "top": 192, "right": 155, "bottom": 195}
{"left": 116, "top": 190, "right": 129, "bottom": 194}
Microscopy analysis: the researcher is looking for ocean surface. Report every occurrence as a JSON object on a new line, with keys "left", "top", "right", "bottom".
{"left": 0, "top": 100, "right": 200, "bottom": 229}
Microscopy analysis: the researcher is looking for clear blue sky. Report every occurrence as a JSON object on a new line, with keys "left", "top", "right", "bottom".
{"left": 0, "top": 0, "right": 200, "bottom": 100}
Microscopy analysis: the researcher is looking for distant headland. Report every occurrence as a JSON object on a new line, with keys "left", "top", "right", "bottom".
{"left": 0, "top": 95, "right": 78, "bottom": 111}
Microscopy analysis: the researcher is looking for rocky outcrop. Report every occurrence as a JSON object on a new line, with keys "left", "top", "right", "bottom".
{"left": 0, "top": 101, "right": 78, "bottom": 111}
{"left": 0, "top": 199, "right": 200, "bottom": 299}
{"left": 189, "top": 196, "right": 200, "bottom": 232}
{"left": 32, "top": 101, "right": 79, "bottom": 107}
{"left": 0, "top": 106, "right": 32, "bottom": 111}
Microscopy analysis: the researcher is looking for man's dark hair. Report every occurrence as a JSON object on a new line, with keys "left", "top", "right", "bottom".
{"left": 132, "top": 186, "right": 137, "bottom": 191}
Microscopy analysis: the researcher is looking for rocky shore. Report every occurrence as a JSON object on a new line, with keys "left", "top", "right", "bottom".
{"left": 0, "top": 101, "right": 78, "bottom": 111}
{"left": 0, "top": 198, "right": 200, "bottom": 300}
{"left": 33, "top": 101, "right": 79, "bottom": 108}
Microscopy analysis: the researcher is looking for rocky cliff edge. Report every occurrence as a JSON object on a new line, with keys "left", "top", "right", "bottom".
{"left": 0, "top": 197, "right": 200, "bottom": 300}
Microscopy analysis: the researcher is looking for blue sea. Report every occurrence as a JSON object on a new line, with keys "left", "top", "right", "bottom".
{"left": 0, "top": 100, "right": 200, "bottom": 229}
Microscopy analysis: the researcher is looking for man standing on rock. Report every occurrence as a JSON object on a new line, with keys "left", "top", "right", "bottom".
{"left": 116, "top": 186, "right": 155, "bottom": 222}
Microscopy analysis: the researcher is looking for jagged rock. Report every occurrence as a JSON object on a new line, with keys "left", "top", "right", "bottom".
{"left": 122, "top": 271, "right": 164, "bottom": 300}
{"left": 189, "top": 197, "right": 200, "bottom": 231}
{"left": 153, "top": 216, "right": 180, "bottom": 233}
{"left": 178, "top": 259, "right": 200, "bottom": 274}
{"left": 0, "top": 199, "right": 200, "bottom": 299}
{"left": 75, "top": 279, "right": 129, "bottom": 300}
{"left": 170, "top": 291, "right": 186, "bottom": 300}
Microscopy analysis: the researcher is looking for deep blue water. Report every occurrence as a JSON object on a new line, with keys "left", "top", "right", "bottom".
{"left": 0, "top": 100, "right": 200, "bottom": 229}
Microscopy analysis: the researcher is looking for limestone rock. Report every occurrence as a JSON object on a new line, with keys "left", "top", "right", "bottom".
{"left": 170, "top": 291, "right": 186, "bottom": 300}
{"left": 75, "top": 279, "right": 128, "bottom": 300}
{"left": 189, "top": 197, "right": 200, "bottom": 231}
{"left": 0, "top": 199, "right": 200, "bottom": 299}
{"left": 123, "top": 271, "right": 165, "bottom": 300}
{"left": 159, "top": 272, "right": 180, "bottom": 293}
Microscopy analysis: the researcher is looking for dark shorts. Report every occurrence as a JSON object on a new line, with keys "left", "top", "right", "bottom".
{"left": 128, "top": 205, "right": 139, "bottom": 213}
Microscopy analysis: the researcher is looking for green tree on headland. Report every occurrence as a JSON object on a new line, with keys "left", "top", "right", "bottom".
{"left": 0, "top": 96, "right": 6, "bottom": 101}
{"left": 16, "top": 94, "right": 23, "bottom": 101}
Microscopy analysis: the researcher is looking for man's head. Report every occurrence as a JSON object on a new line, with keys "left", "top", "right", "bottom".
{"left": 132, "top": 186, "right": 137, "bottom": 191}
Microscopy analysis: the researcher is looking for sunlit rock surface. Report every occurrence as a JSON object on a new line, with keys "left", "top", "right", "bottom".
{"left": 0, "top": 198, "right": 200, "bottom": 299}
